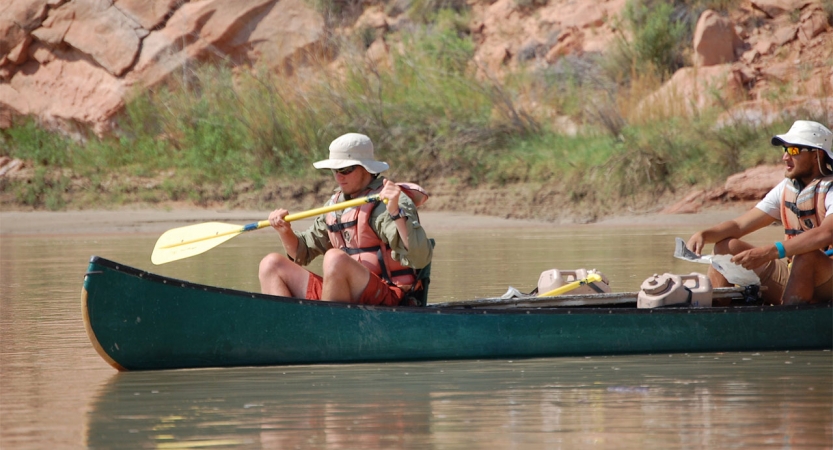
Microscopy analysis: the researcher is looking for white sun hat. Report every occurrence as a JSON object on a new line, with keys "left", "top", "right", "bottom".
{"left": 312, "top": 133, "right": 390, "bottom": 174}
{"left": 771, "top": 120, "right": 833, "bottom": 159}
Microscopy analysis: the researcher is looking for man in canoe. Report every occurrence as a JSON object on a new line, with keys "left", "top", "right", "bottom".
{"left": 687, "top": 120, "right": 833, "bottom": 304}
{"left": 259, "top": 133, "right": 434, "bottom": 306}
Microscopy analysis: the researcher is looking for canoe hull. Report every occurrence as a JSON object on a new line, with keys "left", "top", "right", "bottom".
{"left": 82, "top": 257, "right": 833, "bottom": 371}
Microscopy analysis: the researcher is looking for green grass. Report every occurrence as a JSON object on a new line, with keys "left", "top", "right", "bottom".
{"left": 0, "top": 1, "right": 806, "bottom": 214}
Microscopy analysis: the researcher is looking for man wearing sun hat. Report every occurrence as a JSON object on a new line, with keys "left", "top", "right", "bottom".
{"left": 258, "top": 133, "right": 434, "bottom": 306}
{"left": 687, "top": 120, "right": 833, "bottom": 304}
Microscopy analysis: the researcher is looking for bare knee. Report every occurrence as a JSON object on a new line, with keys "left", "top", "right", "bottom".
{"left": 259, "top": 253, "right": 292, "bottom": 279}
{"left": 791, "top": 251, "right": 833, "bottom": 286}
{"left": 713, "top": 238, "right": 734, "bottom": 255}
{"left": 322, "top": 249, "right": 352, "bottom": 277}
{"left": 714, "top": 238, "right": 753, "bottom": 256}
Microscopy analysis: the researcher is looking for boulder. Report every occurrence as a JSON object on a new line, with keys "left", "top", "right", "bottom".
{"left": 722, "top": 165, "right": 784, "bottom": 200}
{"left": 693, "top": 10, "right": 742, "bottom": 67}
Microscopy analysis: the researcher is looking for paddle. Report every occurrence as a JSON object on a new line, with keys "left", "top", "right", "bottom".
{"left": 151, "top": 195, "right": 384, "bottom": 265}
{"left": 537, "top": 273, "right": 603, "bottom": 297}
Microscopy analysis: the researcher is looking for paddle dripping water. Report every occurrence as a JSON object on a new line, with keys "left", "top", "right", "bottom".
{"left": 3, "top": 215, "right": 829, "bottom": 449}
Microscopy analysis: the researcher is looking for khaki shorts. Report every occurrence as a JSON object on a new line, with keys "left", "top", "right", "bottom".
{"left": 760, "top": 259, "right": 833, "bottom": 302}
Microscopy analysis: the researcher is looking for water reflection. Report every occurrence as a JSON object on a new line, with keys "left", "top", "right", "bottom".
{"left": 2, "top": 218, "right": 827, "bottom": 449}
{"left": 85, "top": 353, "right": 832, "bottom": 449}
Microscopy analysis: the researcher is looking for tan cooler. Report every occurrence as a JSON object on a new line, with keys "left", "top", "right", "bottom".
{"left": 638, "top": 272, "right": 713, "bottom": 308}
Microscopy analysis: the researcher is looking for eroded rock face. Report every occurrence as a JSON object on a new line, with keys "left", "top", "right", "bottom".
{"left": 0, "top": 0, "right": 326, "bottom": 133}
{"left": 0, "top": 0, "right": 830, "bottom": 137}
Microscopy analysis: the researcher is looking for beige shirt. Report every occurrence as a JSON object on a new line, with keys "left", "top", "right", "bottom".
{"left": 291, "top": 177, "right": 433, "bottom": 270}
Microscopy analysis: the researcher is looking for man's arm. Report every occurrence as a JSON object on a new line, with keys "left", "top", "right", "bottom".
{"left": 687, "top": 208, "right": 776, "bottom": 256}
{"left": 291, "top": 215, "right": 332, "bottom": 266}
{"left": 374, "top": 182, "right": 432, "bottom": 269}
{"left": 732, "top": 214, "right": 833, "bottom": 269}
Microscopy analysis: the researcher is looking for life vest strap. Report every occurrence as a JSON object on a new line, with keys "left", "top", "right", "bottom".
{"left": 342, "top": 246, "right": 381, "bottom": 255}
{"left": 326, "top": 220, "right": 358, "bottom": 232}
{"left": 785, "top": 201, "right": 816, "bottom": 218}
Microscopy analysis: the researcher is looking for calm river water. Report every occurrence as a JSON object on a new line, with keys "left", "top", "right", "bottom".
{"left": 1, "top": 211, "right": 830, "bottom": 449}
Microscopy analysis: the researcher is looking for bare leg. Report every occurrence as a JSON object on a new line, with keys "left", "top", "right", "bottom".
{"left": 712, "top": 238, "right": 784, "bottom": 304}
{"left": 258, "top": 253, "right": 310, "bottom": 297}
{"left": 783, "top": 251, "right": 833, "bottom": 304}
{"left": 320, "top": 249, "right": 370, "bottom": 303}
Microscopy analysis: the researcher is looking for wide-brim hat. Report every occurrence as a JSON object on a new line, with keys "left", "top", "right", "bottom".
{"left": 312, "top": 133, "right": 389, "bottom": 174}
{"left": 771, "top": 120, "right": 833, "bottom": 160}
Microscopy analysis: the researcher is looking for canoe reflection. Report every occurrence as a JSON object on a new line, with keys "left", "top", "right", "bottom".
{"left": 85, "top": 354, "right": 832, "bottom": 449}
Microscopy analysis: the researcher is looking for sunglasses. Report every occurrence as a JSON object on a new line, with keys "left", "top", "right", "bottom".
{"left": 783, "top": 146, "right": 816, "bottom": 156}
{"left": 332, "top": 166, "right": 358, "bottom": 175}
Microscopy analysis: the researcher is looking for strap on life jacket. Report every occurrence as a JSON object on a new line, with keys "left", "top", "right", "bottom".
{"left": 398, "top": 238, "right": 435, "bottom": 307}
{"left": 325, "top": 181, "right": 429, "bottom": 288}
{"left": 780, "top": 177, "right": 832, "bottom": 239}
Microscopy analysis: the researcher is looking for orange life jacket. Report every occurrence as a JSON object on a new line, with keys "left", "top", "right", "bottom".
{"left": 780, "top": 176, "right": 833, "bottom": 255}
{"left": 324, "top": 182, "right": 429, "bottom": 288}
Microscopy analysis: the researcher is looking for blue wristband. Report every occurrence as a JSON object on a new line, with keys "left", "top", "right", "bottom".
{"left": 774, "top": 241, "right": 786, "bottom": 259}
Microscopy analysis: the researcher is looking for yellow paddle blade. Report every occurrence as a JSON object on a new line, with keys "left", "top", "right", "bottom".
{"left": 151, "top": 221, "right": 261, "bottom": 265}
{"left": 538, "top": 273, "right": 603, "bottom": 297}
{"left": 150, "top": 195, "right": 385, "bottom": 265}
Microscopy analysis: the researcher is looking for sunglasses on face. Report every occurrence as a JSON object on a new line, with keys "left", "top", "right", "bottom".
{"left": 783, "top": 146, "right": 816, "bottom": 156}
{"left": 332, "top": 166, "right": 358, "bottom": 175}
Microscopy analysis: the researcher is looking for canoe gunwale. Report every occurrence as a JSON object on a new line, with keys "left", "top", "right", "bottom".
{"left": 85, "top": 256, "right": 831, "bottom": 316}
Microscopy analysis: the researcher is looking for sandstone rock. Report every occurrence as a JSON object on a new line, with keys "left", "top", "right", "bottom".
{"left": 662, "top": 165, "right": 784, "bottom": 213}
{"left": 760, "top": 61, "right": 793, "bottom": 82}
{"left": 7, "top": 36, "right": 31, "bottom": 65}
{"left": 244, "top": 0, "right": 326, "bottom": 73}
{"left": 114, "top": 0, "right": 180, "bottom": 30}
{"left": 741, "top": 48, "right": 760, "bottom": 64}
{"left": 44, "top": 0, "right": 147, "bottom": 77}
{"left": 797, "top": 6, "right": 830, "bottom": 42}
{"left": 772, "top": 25, "right": 797, "bottom": 46}
{"left": 753, "top": 39, "right": 774, "bottom": 55}
{"left": 126, "top": 0, "right": 324, "bottom": 87}
{"left": 693, "top": 10, "right": 742, "bottom": 67}
{"left": 28, "top": 40, "right": 57, "bottom": 64}
{"left": 722, "top": 165, "right": 783, "bottom": 200}
{"left": 750, "top": 0, "right": 805, "bottom": 18}
{"left": 0, "top": 49, "right": 125, "bottom": 134}
{"left": 472, "top": 0, "right": 624, "bottom": 75}
{"left": 0, "top": 0, "right": 50, "bottom": 56}
{"left": 30, "top": 3, "right": 73, "bottom": 45}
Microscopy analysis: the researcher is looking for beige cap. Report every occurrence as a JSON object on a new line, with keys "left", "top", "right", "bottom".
{"left": 313, "top": 133, "right": 389, "bottom": 174}
{"left": 771, "top": 120, "right": 833, "bottom": 159}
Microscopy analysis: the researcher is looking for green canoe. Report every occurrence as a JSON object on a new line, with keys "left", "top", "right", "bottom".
{"left": 82, "top": 256, "right": 833, "bottom": 371}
